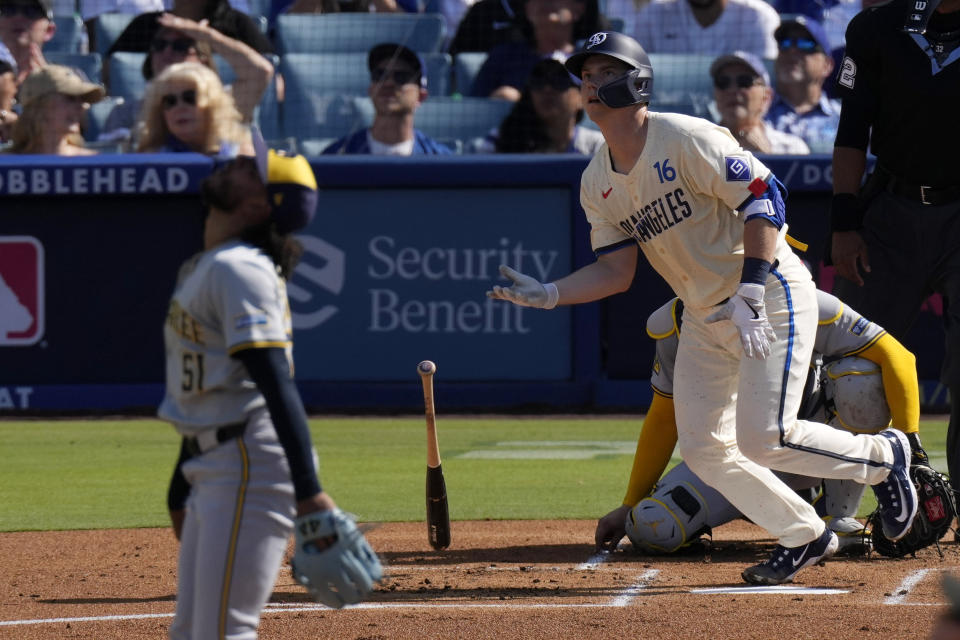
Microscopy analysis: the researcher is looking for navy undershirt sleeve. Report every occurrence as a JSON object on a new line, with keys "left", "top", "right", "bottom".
{"left": 167, "top": 438, "right": 192, "bottom": 512}
{"left": 234, "top": 347, "right": 322, "bottom": 500}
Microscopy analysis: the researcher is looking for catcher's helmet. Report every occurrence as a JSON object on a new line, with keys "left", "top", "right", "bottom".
{"left": 564, "top": 31, "right": 653, "bottom": 108}
{"left": 823, "top": 356, "right": 892, "bottom": 433}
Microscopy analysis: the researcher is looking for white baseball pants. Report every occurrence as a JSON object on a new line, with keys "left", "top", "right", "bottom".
{"left": 673, "top": 254, "right": 894, "bottom": 547}
{"left": 170, "top": 410, "right": 295, "bottom": 640}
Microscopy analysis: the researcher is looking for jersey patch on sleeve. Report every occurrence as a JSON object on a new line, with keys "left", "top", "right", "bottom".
{"left": 850, "top": 316, "right": 870, "bottom": 336}
{"left": 234, "top": 311, "right": 270, "bottom": 331}
{"left": 838, "top": 56, "right": 856, "bottom": 89}
{"left": 725, "top": 156, "right": 751, "bottom": 182}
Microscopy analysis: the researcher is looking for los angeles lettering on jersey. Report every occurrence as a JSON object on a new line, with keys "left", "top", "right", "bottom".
{"left": 618, "top": 188, "right": 692, "bottom": 242}
{"left": 166, "top": 300, "right": 205, "bottom": 345}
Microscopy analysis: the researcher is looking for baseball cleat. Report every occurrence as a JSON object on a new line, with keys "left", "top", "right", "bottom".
{"left": 828, "top": 517, "right": 872, "bottom": 556}
{"left": 741, "top": 529, "right": 838, "bottom": 586}
{"left": 871, "top": 429, "right": 919, "bottom": 542}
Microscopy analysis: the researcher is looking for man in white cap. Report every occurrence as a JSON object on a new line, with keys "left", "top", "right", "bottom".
{"left": 711, "top": 49, "right": 809, "bottom": 154}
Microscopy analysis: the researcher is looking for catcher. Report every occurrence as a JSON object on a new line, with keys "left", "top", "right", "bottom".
{"left": 596, "top": 289, "right": 954, "bottom": 558}
{"left": 160, "top": 130, "right": 381, "bottom": 639}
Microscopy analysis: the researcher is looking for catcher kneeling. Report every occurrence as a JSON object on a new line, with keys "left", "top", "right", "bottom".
{"left": 596, "top": 292, "right": 958, "bottom": 560}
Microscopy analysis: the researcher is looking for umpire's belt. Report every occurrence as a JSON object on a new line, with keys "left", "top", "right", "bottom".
{"left": 886, "top": 177, "right": 960, "bottom": 206}
{"left": 184, "top": 422, "right": 247, "bottom": 456}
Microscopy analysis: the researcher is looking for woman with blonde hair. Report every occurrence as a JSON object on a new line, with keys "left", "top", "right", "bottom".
{"left": 137, "top": 61, "right": 252, "bottom": 156}
{"left": 7, "top": 65, "right": 105, "bottom": 155}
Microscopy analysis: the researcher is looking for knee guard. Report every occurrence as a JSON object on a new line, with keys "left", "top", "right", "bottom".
{"left": 813, "top": 478, "right": 866, "bottom": 519}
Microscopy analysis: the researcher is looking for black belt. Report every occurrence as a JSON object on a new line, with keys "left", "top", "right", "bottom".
{"left": 886, "top": 178, "right": 960, "bottom": 206}
{"left": 184, "top": 422, "right": 247, "bottom": 457}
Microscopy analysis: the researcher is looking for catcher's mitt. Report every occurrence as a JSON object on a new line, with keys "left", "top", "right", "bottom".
{"left": 291, "top": 508, "right": 383, "bottom": 608}
{"left": 870, "top": 464, "right": 958, "bottom": 558}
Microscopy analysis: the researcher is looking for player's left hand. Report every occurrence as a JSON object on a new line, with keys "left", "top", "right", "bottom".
{"left": 705, "top": 283, "right": 777, "bottom": 359}
{"left": 291, "top": 508, "right": 383, "bottom": 609}
{"left": 486, "top": 265, "right": 559, "bottom": 309}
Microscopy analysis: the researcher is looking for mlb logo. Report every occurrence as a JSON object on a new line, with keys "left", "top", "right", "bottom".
{"left": 725, "top": 156, "right": 751, "bottom": 181}
{"left": 0, "top": 237, "right": 44, "bottom": 346}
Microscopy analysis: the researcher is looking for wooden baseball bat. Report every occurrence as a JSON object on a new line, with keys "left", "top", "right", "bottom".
{"left": 418, "top": 360, "right": 451, "bottom": 550}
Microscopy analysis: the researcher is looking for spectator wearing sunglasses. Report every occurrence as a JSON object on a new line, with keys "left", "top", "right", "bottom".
{"left": 5, "top": 64, "right": 105, "bottom": 154}
{"left": 473, "top": 57, "right": 603, "bottom": 154}
{"left": 0, "top": 0, "right": 55, "bottom": 87}
{"left": 765, "top": 16, "right": 840, "bottom": 154}
{"left": 99, "top": 12, "right": 272, "bottom": 148}
{"left": 629, "top": 0, "right": 779, "bottom": 60}
{"left": 711, "top": 50, "right": 809, "bottom": 154}
{"left": 322, "top": 43, "right": 451, "bottom": 155}
{"left": 136, "top": 60, "right": 252, "bottom": 157}
{"left": 106, "top": 0, "right": 273, "bottom": 57}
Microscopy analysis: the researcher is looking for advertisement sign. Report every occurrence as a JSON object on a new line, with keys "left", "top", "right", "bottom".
{"left": 290, "top": 187, "right": 573, "bottom": 381}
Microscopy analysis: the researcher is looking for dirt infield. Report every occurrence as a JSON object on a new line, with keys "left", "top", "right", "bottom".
{"left": 1, "top": 519, "right": 957, "bottom": 639}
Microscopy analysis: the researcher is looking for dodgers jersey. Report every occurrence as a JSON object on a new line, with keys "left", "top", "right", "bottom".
{"left": 647, "top": 289, "right": 886, "bottom": 397}
{"left": 158, "top": 241, "right": 293, "bottom": 433}
{"left": 581, "top": 111, "right": 797, "bottom": 309}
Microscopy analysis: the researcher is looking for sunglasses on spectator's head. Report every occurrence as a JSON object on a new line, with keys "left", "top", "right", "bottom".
{"left": 713, "top": 73, "right": 761, "bottom": 90}
{"left": 0, "top": 3, "right": 48, "bottom": 19}
{"left": 778, "top": 37, "right": 821, "bottom": 52}
{"left": 161, "top": 89, "right": 197, "bottom": 110}
{"left": 529, "top": 73, "right": 576, "bottom": 91}
{"left": 151, "top": 37, "right": 195, "bottom": 54}
{"left": 370, "top": 67, "right": 420, "bottom": 85}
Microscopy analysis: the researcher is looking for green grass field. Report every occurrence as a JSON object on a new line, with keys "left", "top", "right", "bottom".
{"left": 0, "top": 417, "right": 949, "bottom": 532}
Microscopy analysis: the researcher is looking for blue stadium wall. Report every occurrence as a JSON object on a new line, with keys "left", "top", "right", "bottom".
{"left": 0, "top": 153, "right": 949, "bottom": 413}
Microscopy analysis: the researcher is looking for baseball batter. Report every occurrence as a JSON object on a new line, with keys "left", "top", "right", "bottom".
{"left": 487, "top": 31, "right": 919, "bottom": 585}
{"left": 594, "top": 289, "right": 926, "bottom": 556}
{"left": 160, "top": 135, "right": 380, "bottom": 639}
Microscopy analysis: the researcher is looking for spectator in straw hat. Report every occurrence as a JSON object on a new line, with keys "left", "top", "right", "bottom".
{"left": 6, "top": 63, "right": 105, "bottom": 154}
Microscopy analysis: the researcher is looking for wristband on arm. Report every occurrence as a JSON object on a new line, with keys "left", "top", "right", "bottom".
{"left": 741, "top": 257, "right": 771, "bottom": 286}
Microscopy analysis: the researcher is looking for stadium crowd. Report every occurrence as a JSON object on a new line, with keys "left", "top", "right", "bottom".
{"left": 0, "top": 0, "right": 851, "bottom": 155}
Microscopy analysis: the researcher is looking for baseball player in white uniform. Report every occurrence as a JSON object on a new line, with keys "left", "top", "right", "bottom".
{"left": 486, "top": 32, "right": 919, "bottom": 585}
{"left": 593, "top": 289, "right": 926, "bottom": 556}
{"left": 160, "top": 133, "right": 381, "bottom": 638}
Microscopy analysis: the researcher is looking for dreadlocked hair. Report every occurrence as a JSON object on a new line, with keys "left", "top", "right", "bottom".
{"left": 240, "top": 221, "right": 303, "bottom": 281}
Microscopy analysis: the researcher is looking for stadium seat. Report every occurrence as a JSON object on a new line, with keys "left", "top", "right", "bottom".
{"left": 274, "top": 13, "right": 447, "bottom": 54}
{"left": 406, "top": 96, "right": 512, "bottom": 146}
{"left": 646, "top": 53, "right": 716, "bottom": 119}
{"left": 279, "top": 51, "right": 451, "bottom": 98}
{"left": 106, "top": 51, "right": 146, "bottom": 101}
{"left": 48, "top": 14, "right": 86, "bottom": 53}
{"left": 452, "top": 51, "right": 486, "bottom": 95}
{"left": 607, "top": 16, "right": 624, "bottom": 32}
{"left": 93, "top": 12, "right": 136, "bottom": 58}
{"left": 281, "top": 92, "right": 374, "bottom": 142}
{"left": 84, "top": 95, "right": 125, "bottom": 142}
{"left": 46, "top": 52, "right": 103, "bottom": 84}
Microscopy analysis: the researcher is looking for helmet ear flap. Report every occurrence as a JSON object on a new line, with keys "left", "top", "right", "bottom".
{"left": 597, "top": 69, "right": 653, "bottom": 108}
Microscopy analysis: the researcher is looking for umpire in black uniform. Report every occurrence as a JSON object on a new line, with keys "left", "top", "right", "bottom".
{"left": 830, "top": 0, "right": 960, "bottom": 491}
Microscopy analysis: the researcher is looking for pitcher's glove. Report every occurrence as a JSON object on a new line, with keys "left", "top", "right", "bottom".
{"left": 870, "top": 464, "right": 957, "bottom": 558}
{"left": 291, "top": 508, "right": 383, "bottom": 608}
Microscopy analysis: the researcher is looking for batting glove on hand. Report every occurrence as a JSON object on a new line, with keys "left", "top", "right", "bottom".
{"left": 705, "top": 283, "right": 777, "bottom": 359}
{"left": 291, "top": 508, "right": 383, "bottom": 609}
{"left": 486, "top": 265, "right": 559, "bottom": 309}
